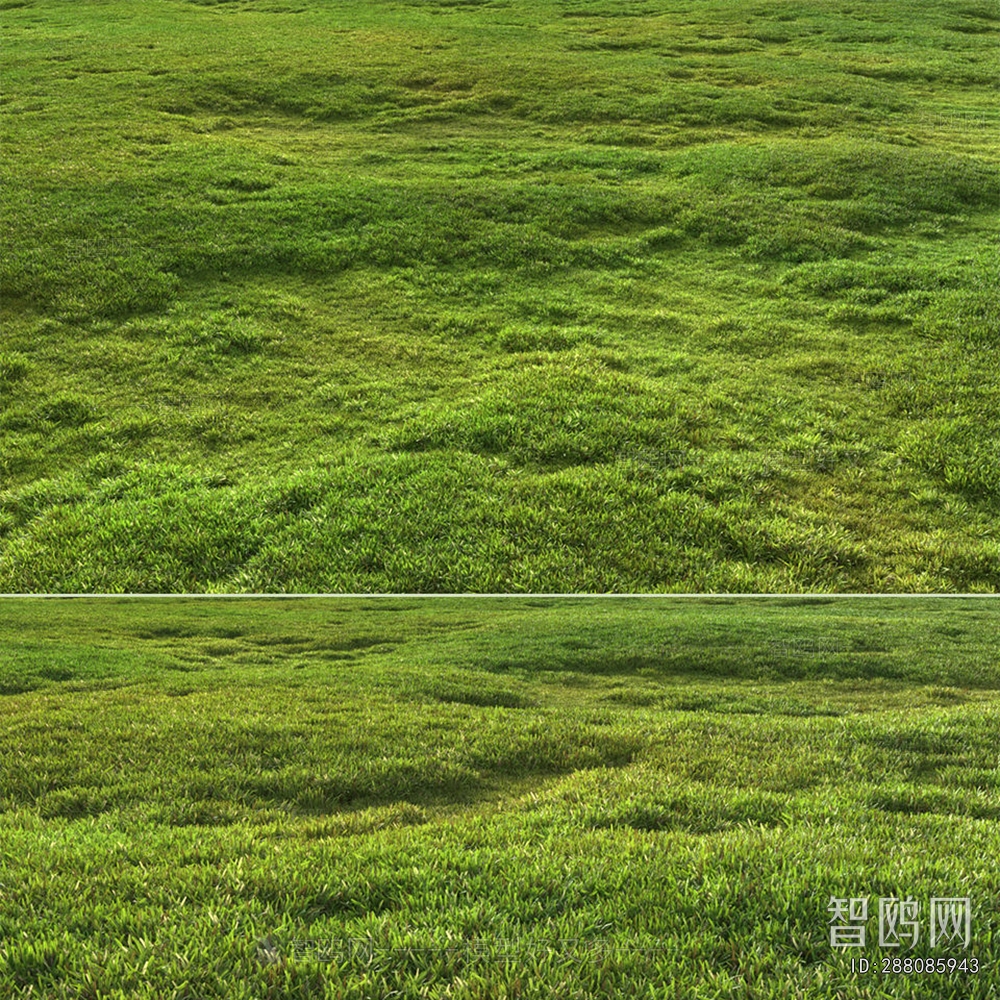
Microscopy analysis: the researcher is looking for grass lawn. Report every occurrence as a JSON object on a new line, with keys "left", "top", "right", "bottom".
{"left": 2, "top": 0, "right": 999, "bottom": 592}
{"left": 3, "top": 1, "right": 999, "bottom": 996}
{"left": 1, "top": 597, "right": 998, "bottom": 997}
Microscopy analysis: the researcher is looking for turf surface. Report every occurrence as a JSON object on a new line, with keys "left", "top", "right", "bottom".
{"left": 2, "top": 0, "right": 998, "bottom": 592}
{"left": 0, "top": 597, "right": 998, "bottom": 997}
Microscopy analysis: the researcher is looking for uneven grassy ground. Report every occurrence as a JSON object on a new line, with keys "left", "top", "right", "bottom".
{"left": 0, "top": 597, "right": 998, "bottom": 997}
{"left": 1, "top": 0, "right": 998, "bottom": 592}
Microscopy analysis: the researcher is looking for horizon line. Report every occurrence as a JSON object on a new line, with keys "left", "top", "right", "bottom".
{"left": 0, "top": 593, "right": 996, "bottom": 600}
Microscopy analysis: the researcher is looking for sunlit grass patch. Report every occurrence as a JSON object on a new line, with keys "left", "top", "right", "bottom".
{"left": 0, "top": 598, "right": 998, "bottom": 996}
{"left": 1, "top": 0, "right": 998, "bottom": 593}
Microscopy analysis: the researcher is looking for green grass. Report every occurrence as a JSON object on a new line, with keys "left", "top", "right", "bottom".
{"left": 2, "top": 0, "right": 999, "bottom": 591}
{"left": 1, "top": 597, "right": 998, "bottom": 997}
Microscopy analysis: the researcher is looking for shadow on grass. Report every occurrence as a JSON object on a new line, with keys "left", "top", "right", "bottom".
{"left": 475, "top": 634, "right": 999, "bottom": 689}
